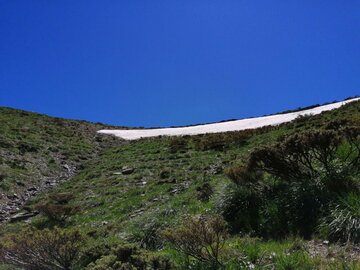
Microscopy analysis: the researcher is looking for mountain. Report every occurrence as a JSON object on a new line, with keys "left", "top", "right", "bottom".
{"left": 0, "top": 98, "right": 360, "bottom": 269}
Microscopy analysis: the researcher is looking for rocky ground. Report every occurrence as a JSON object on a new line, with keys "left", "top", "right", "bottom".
{"left": 0, "top": 164, "right": 77, "bottom": 224}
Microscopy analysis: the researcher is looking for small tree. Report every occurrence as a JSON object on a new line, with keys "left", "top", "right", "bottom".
{"left": 0, "top": 227, "right": 85, "bottom": 270}
{"left": 163, "top": 215, "right": 228, "bottom": 266}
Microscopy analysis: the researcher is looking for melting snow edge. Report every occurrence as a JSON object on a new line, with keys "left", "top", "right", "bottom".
{"left": 98, "top": 98, "right": 360, "bottom": 140}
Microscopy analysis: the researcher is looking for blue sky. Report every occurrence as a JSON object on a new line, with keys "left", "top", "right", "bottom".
{"left": 0, "top": 1, "right": 359, "bottom": 127}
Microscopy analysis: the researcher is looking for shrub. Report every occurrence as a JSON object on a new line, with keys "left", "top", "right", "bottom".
{"left": 79, "top": 241, "right": 114, "bottom": 268}
{"left": 131, "top": 219, "right": 165, "bottom": 250}
{"left": 225, "top": 164, "right": 261, "bottom": 186}
{"left": 159, "top": 169, "right": 171, "bottom": 179}
{"left": 85, "top": 244, "right": 171, "bottom": 270}
{"left": 320, "top": 192, "right": 360, "bottom": 244}
{"left": 168, "top": 137, "right": 188, "bottom": 153}
{"left": 48, "top": 192, "right": 75, "bottom": 204}
{"left": 248, "top": 130, "right": 344, "bottom": 181}
{"left": 222, "top": 127, "right": 360, "bottom": 239}
{"left": 35, "top": 192, "right": 78, "bottom": 224}
{"left": 217, "top": 184, "right": 262, "bottom": 235}
{"left": 226, "top": 131, "right": 251, "bottom": 146}
{"left": 195, "top": 183, "right": 213, "bottom": 202}
{"left": 192, "top": 130, "right": 253, "bottom": 152}
{"left": 0, "top": 227, "right": 85, "bottom": 270}
{"left": 18, "top": 142, "right": 39, "bottom": 154}
{"left": 163, "top": 214, "right": 228, "bottom": 267}
{"left": 193, "top": 134, "right": 227, "bottom": 151}
{"left": 247, "top": 128, "right": 360, "bottom": 189}
{"left": 35, "top": 203, "right": 76, "bottom": 224}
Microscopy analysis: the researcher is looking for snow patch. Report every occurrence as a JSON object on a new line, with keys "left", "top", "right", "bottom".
{"left": 98, "top": 98, "right": 360, "bottom": 140}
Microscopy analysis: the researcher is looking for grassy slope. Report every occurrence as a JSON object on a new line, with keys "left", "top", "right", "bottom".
{"left": 0, "top": 107, "right": 121, "bottom": 205}
{"left": 34, "top": 101, "right": 360, "bottom": 236}
{"left": 1, "top": 100, "right": 360, "bottom": 268}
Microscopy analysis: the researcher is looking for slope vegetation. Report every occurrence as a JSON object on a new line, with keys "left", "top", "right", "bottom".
{"left": 0, "top": 99, "right": 360, "bottom": 269}
{"left": 0, "top": 107, "right": 121, "bottom": 222}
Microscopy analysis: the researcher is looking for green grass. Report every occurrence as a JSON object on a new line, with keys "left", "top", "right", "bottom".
{"left": 1, "top": 100, "right": 360, "bottom": 268}
{"left": 0, "top": 107, "right": 121, "bottom": 199}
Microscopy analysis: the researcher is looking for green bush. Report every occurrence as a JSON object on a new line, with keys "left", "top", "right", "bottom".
{"left": 225, "top": 164, "right": 261, "bottom": 186}
{"left": 217, "top": 184, "right": 262, "bottom": 235}
{"left": 0, "top": 228, "right": 85, "bottom": 270}
{"left": 163, "top": 214, "right": 228, "bottom": 267}
{"left": 79, "top": 241, "right": 114, "bottom": 268}
{"left": 85, "top": 244, "right": 171, "bottom": 270}
{"left": 48, "top": 192, "right": 75, "bottom": 204}
{"left": 35, "top": 192, "right": 78, "bottom": 224}
{"left": 193, "top": 134, "right": 228, "bottom": 151}
{"left": 221, "top": 127, "right": 360, "bottom": 239}
{"left": 131, "top": 219, "right": 165, "bottom": 250}
{"left": 195, "top": 183, "right": 213, "bottom": 202}
{"left": 168, "top": 137, "right": 188, "bottom": 153}
{"left": 320, "top": 192, "right": 360, "bottom": 244}
{"left": 35, "top": 203, "right": 77, "bottom": 224}
{"left": 159, "top": 169, "right": 171, "bottom": 179}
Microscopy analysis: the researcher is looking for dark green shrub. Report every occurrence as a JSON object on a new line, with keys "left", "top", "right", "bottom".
{"left": 48, "top": 192, "right": 75, "bottom": 204}
{"left": 0, "top": 173, "right": 6, "bottom": 182}
{"left": 168, "top": 137, "right": 188, "bottom": 153}
{"left": 18, "top": 142, "right": 39, "bottom": 154}
{"left": 35, "top": 192, "right": 77, "bottom": 224}
{"left": 222, "top": 127, "right": 360, "bottom": 239}
{"left": 193, "top": 134, "right": 227, "bottom": 151}
{"left": 79, "top": 241, "right": 113, "bottom": 267}
{"left": 225, "top": 164, "right": 261, "bottom": 186}
{"left": 217, "top": 184, "right": 262, "bottom": 235}
{"left": 273, "top": 182, "right": 325, "bottom": 238}
{"left": 35, "top": 203, "right": 76, "bottom": 223}
{"left": 195, "top": 183, "right": 213, "bottom": 202}
{"left": 247, "top": 130, "right": 344, "bottom": 182}
{"left": 0, "top": 227, "right": 85, "bottom": 270}
{"left": 226, "top": 131, "right": 251, "bottom": 146}
{"left": 85, "top": 244, "right": 171, "bottom": 270}
{"left": 163, "top": 215, "right": 228, "bottom": 267}
{"left": 131, "top": 219, "right": 165, "bottom": 250}
{"left": 0, "top": 138, "right": 12, "bottom": 148}
{"left": 320, "top": 192, "right": 360, "bottom": 244}
{"left": 159, "top": 169, "right": 171, "bottom": 179}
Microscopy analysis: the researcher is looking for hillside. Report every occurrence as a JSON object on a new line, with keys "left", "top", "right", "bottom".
{"left": 0, "top": 107, "right": 122, "bottom": 222}
{"left": 0, "top": 99, "right": 360, "bottom": 269}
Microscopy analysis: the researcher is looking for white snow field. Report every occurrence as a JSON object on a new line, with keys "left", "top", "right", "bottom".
{"left": 98, "top": 98, "right": 359, "bottom": 140}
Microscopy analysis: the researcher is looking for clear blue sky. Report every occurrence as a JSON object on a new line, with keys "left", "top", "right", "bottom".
{"left": 0, "top": 1, "right": 359, "bottom": 127}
